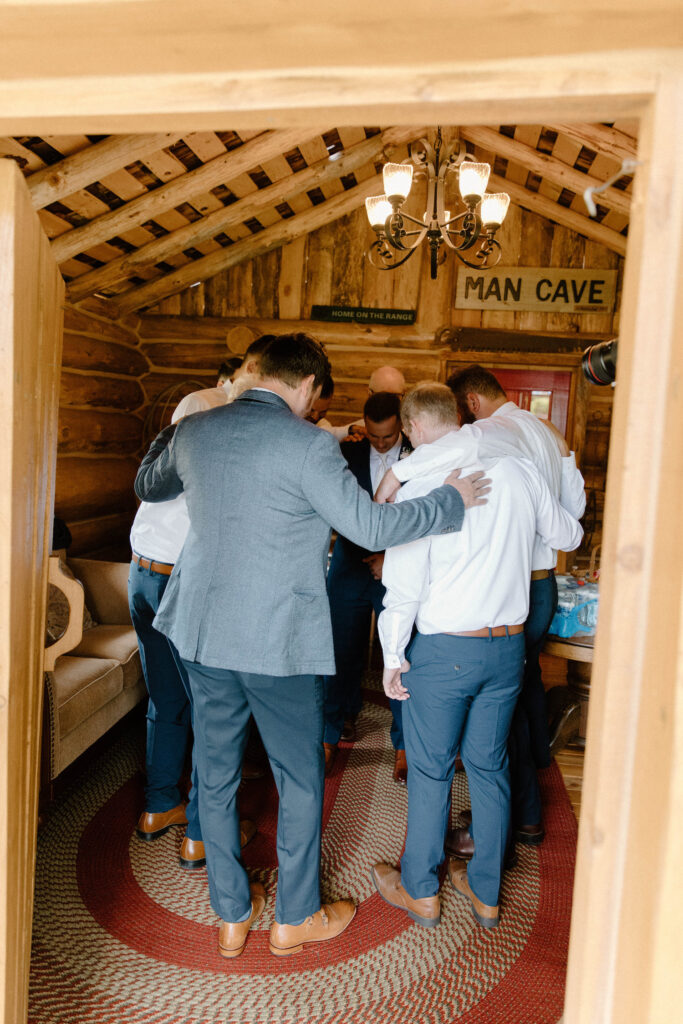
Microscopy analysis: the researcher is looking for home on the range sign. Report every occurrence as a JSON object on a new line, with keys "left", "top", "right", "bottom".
{"left": 455, "top": 267, "right": 618, "bottom": 314}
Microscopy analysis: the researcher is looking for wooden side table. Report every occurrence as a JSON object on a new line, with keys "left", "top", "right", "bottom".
{"left": 543, "top": 633, "right": 595, "bottom": 749}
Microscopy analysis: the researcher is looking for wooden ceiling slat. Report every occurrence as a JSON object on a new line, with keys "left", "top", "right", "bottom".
{"left": 51, "top": 128, "right": 320, "bottom": 263}
{"left": 258, "top": 153, "right": 294, "bottom": 183}
{"left": 66, "top": 125, "right": 425, "bottom": 302}
{"left": 337, "top": 127, "right": 367, "bottom": 148}
{"left": 488, "top": 171, "right": 627, "bottom": 254}
{"left": 36, "top": 208, "right": 72, "bottom": 239}
{"left": 0, "top": 137, "right": 46, "bottom": 173}
{"left": 108, "top": 170, "right": 387, "bottom": 317}
{"left": 153, "top": 209, "right": 192, "bottom": 233}
{"left": 97, "top": 168, "right": 149, "bottom": 202}
{"left": 547, "top": 130, "right": 583, "bottom": 168}
{"left": 139, "top": 146, "right": 188, "bottom": 183}
{"left": 221, "top": 171, "right": 259, "bottom": 200}
{"left": 460, "top": 126, "right": 631, "bottom": 217}
{"left": 513, "top": 125, "right": 542, "bottom": 149}
{"left": 183, "top": 132, "right": 227, "bottom": 162}
{"left": 27, "top": 133, "right": 184, "bottom": 209}
{"left": 547, "top": 123, "right": 638, "bottom": 163}
{"left": 299, "top": 137, "right": 331, "bottom": 165}
{"left": 57, "top": 188, "right": 111, "bottom": 220}
{"left": 186, "top": 190, "right": 225, "bottom": 216}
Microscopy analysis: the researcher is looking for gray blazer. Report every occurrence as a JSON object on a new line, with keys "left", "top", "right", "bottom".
{"left": 135, "top": 389, "right": 465, "bottom": 676}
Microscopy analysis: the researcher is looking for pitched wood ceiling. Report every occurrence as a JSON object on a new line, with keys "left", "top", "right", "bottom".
{"left": 1, "top": 122, "right": 637, "bottom": 316}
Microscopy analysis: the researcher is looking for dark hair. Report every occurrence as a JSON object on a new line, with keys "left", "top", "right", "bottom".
{"left": 243, "top": 334, "right": 277, "bottom": 361}
{"left": 258, "top": 333, "right": 331, "bottom": 390}
{"left": 217, "top": 357, "right": 242, "bottom": 382}
{"left": 364, "top": 391, "right": 401, "bottom": 423}
{"left": 446, "top": 364, "right": 507, "bottom": 403}
{"left": 320, "top": 374, "right": 335, "bottom": 400}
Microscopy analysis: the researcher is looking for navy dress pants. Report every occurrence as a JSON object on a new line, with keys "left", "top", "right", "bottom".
{"left": 182, "top": 661, "right": 324, "bottom": 926}
{"left": 128, "top": 560, "right": 202, "bottom": 841}
{"left": 508, "top": 573, "right": 558, "bottom": 827}
{"left": 401, "top": 631, "right": 525, "bottom": 908}
{"left": 324, "top": 568, "right": 403, "bottom": 749}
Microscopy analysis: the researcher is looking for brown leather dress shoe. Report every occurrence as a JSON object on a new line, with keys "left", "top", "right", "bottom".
{"left": 371, "top": 862, "right": 440, "bottom": 927}
{"left": 341, "top": 718, "right": 357, "bottom": 742}
{"left": 323, "top": 743, "right": 337, "bottom": 776}
{"left": 218, "top": 882, "right": 266, "bottom": 959}
{"left": 447, "top": 858, "right": 499, "bottom": 929}
{"left": 179, "top": 836, "right": 206, "bottom": 869}
{"left": 136, "top": 803, "right": 188, "bottom": 841}
{"left": 269, "top": 900, "right": 356, "bottom": 956}
{"left": 445, "top": 827, "right": 518, "bottom": 870}
{"left": 393, "top": 749, "right": 408, "bottom": 787}
{"left": 516, "top": 823, "right": 545, "bottom": 846}
{"left": 241, "top": 758, "right": 266, "bottom": 780}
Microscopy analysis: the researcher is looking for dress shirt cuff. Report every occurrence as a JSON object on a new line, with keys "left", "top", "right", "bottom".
{"left": 383, "top": 651, "right": 403, "bottom": 670}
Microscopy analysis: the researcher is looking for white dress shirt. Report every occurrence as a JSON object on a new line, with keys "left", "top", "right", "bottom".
{"left": 130, "top": 382, "right": 233, "bottom": 563}
{"left": 378, "top": 452, "right": 583, "bottom": 668}
{"left": 392, "top": 403, "right": 585, "bottom": 570}
{"left": 369, "top": 437, "right": 403, "bottom": 493}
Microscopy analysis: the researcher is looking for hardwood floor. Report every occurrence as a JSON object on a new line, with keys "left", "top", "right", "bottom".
{"left": 555, "top": 743, "right": 584, "bottom": 821}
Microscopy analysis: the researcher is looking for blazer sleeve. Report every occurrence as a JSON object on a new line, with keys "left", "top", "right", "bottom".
{"left": 134, "top": 423, "right": 184, "bottom": 502}
{"left": 300, "top": 427, "right": 466, "bottom": 551}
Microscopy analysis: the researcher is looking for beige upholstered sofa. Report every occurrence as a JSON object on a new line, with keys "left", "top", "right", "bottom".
{"left": 43, "top": 555, "right": 145, "bottom": 786}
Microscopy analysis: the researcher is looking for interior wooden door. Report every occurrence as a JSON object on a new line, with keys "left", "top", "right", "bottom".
{"left": 492, "top": 367, "right": 572, "bottom": 434}
{"left": 0, "top": 161, "right": 64, "bottom": 1024}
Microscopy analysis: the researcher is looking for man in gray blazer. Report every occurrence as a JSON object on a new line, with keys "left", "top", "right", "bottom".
{"left": 135, "top": 332, "right": 489, "bottom": 959}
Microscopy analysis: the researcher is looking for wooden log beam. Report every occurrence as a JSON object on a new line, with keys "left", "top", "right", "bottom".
{"left": 57, "top": 407, "right": 144, "bottom": 455}
{"left": 487, "top": 172, "right": 628, "bottom": 255}
{"left": 54, "top": 456, "right": 138, "bottom": 521}
{"left": 26, "top": 133, "right": 184, "bottom": 209}
{"left": 66, "top": 125, "right": 426, "bottom": 302}
{"left": 109, "top": 173, "right": 388, "bottom": 316}
{"left": 138, "top": 313, "right": 440, "bottom": 347}
{"left": 461, "top": 126, "right": 631, "bottom": 217}
{"left": 51, "top": 128, "right": 323, "bottom": 264}
{"left": 547, "top": 123, "right": 638, "bottom": 164}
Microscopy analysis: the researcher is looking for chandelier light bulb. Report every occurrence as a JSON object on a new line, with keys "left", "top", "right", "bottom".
{"left": 480, "top": 192, "right": 511, "bottom": 228}
{"left": 382, "top": 162, "right": 414, "bottom": 202}
{"left": 365, "top": 195, "right": 394, "bottom": 229}
{"left": 459, "top": 162, "right": 491, "bottom": 203}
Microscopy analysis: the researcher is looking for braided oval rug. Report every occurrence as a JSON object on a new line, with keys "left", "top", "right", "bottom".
{"left": 29, "top": 692, "right": 575, "bottom": 1024}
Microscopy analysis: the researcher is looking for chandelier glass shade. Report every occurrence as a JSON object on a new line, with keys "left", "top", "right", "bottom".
{"left": 365, "top": 129, "right": 511, "bottom": 279}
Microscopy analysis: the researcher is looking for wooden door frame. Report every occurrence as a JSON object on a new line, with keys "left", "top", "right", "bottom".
{"left": 0, "top": 14, "right": 681, "bottom": 1023}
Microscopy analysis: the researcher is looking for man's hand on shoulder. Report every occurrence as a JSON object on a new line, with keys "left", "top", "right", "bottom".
{"left": 374, "top": 468, "right": 401, "bottom": 504}
{"left": 362, "top": 552, "right": 385, "bottom": 580}
{"left": 382, "top": 662, "right": 411, "bottom": 701}
{"left": 445, "top": 468, "right": 492, "bottom": 508}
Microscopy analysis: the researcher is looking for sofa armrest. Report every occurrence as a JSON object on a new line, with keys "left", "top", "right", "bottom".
{"left": 67, "top": 557, "right": 132, "bottom": 626}
{"left": 44, "top": 556, "right": 85, "bottom": 672}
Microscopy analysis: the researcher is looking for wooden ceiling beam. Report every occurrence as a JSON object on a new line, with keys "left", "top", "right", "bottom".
{"left": 108, "top": 173, "right": 386, "bottom": 316}
{"left": 488, "top": 171, "right": 627, "bottom": 255}
{"left": 51, "top": 128, "right": 322, "bottom": 263}
{"left": 66, "top": 125, "right": 426, "bottom": 302}
{"left": 546, "top": 122, "right": 638, "bottom": 164}
{"left": 460, "top": 126, "right": 631, "bottom": 217}
{"left": 26, "top": 133, "right": 184, "bottom": 209}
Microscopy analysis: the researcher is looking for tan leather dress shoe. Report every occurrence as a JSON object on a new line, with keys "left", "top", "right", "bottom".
{"left": 323, "top": 743, "right": 337, "bottom": 777}
{"left": 180, "top": 820, "right": 257, "bottom": 869}
{"left": 269, "top": 899, "right": 356, "bottom": 956}
{"left": 393, "top": 749, "right": 408, "bottom": 787}
{"left": 218, "top": 882, "right": 266, "bottom": 959}
{"left": 179, "top": 836, "right": 206, "bottom": 869}
{"left": 136, "top": 803, "right": 188, "bottom": 841}
{"left": 447, "top": 858, "right": 499, "bottom": 929}
{"left": 371, "top": 862, "right": 440, "bottom": 927}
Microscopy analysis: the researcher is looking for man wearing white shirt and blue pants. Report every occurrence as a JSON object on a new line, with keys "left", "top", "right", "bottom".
{"left": 371, "top": 384, "right": 582, "bottom": 929}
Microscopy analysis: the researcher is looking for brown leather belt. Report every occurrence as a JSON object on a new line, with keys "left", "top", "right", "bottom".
{"left": 445, "top": 624, "right": 524, "bottom": 638}
{"left": 531, "top": 569, "right": 552, "bottom": 581}
{"left": 132, "top": 552, "right": 174, "bottom": 576}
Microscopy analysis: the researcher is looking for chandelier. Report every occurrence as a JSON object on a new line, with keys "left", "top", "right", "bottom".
{"left": 365, "top": 128, "right": 510, "bottom": 279}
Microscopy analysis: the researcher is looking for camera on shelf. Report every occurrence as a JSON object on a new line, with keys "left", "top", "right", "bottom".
{"left": 582, "top": 338, "right": 618, "bottom": 385}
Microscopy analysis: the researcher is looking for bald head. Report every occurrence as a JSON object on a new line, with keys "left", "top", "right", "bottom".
{"left": 368, "top": 366, "right": 406, "bottom": 397}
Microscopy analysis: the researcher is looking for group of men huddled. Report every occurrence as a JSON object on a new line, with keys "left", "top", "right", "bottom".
{"left": 129, "top": 331, "right": 583, "bottom": 958}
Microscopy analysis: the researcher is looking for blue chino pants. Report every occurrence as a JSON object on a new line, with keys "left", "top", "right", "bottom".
{"left": 128, "top": 560, "right": 202, "bottom": 840}
{"left": 182, "top": 661, "right": 324, "bottom": 925}
{"left": 401, "top": 631, "right": 525, "bottom": 908}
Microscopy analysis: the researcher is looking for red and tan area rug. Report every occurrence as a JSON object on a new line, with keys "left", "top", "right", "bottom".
{"left": 29, "top": 694, "right": 576, "bottom": 1024}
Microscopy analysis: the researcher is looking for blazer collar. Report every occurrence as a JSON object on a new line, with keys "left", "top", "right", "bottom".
{"left": 236, "top": 387, "right": 291, "bottom": 412}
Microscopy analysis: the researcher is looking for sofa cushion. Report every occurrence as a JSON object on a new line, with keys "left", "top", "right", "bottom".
{"left": 52, "top": 656, "right": 123, "bottom": 737}
{"left": 71, "top": 625, "right": 142, "bottom": 690}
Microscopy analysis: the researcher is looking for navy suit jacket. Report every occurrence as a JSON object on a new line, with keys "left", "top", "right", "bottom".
{"left": 134, "top": 389, "right": 464, "bottom": 677}
{"left": 329, "top": 435, "right": 412, "bottom": 584}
